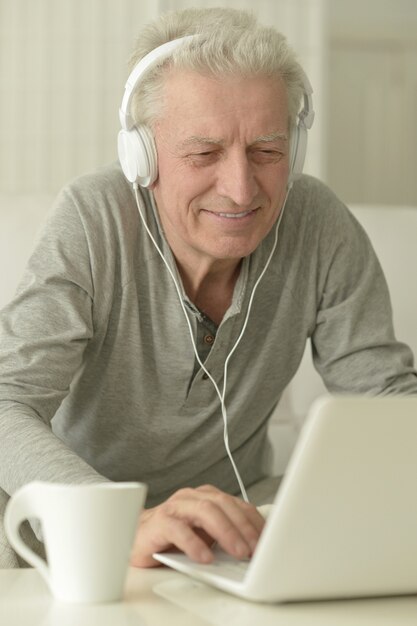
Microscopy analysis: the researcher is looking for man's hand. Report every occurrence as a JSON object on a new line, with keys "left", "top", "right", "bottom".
{"left": 130, "top": 484, "right": 265, "bottom": 568}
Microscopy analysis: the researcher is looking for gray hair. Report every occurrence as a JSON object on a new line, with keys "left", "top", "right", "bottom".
{"left": 127, "top": 8, "right": 306, "bottom": 132}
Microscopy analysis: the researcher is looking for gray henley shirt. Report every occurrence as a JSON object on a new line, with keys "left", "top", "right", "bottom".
{"left": 1, "top": 163, "right": 416, "bottom": 510}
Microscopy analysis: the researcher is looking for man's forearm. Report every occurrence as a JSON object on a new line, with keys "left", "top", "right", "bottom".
{"left": 0, "top": 402, "right": 107, "bottom": 497}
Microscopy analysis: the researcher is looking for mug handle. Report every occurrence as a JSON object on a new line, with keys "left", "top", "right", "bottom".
{"left": 4, "top": 483, "right": 50, "bottom": 583}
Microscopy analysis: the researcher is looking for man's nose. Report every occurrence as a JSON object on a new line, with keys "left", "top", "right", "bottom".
{"left": 215, "top": 151, "right": 259, "bottom": 208}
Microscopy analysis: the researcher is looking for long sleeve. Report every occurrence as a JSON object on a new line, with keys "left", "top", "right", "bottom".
{"left": 307, "top": 192, "right": 417, "bottom": 395}
{"left": 0, "top": 189, "right": 107, "bottom": 496}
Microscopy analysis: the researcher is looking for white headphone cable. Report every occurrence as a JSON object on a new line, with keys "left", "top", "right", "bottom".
{"left": 133, "top": 183, "right": 290, "bottom": 502}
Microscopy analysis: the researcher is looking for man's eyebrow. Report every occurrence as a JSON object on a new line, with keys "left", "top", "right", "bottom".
{"left": 177, "top": 131, "right": 288, "bottom": 149}
{"left": 252, "top": 131, "right": 288, "bottom": 143}
{"left": 178, "top": 136, "right": 224, "bottom": 148}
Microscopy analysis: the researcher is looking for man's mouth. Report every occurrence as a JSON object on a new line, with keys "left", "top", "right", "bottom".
{"left": 217, "top": 209, "right": 255, "bottom": 219}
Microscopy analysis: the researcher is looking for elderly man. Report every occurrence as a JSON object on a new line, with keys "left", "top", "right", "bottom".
{"left": 1, "top": 8, "right": 416, "bottom": 568}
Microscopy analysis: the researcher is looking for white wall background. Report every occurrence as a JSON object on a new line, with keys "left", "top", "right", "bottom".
{"left": 0, "top": 0, "right": 158, "bottom": 194}
{"left": 0, "top": 0, "right": 326, "bottom": 195}
{"left": 326, "top": 0, "right": 417, "bottom": 205}
{"left": 1, "top": 0, "right": 416, "bottom": 204}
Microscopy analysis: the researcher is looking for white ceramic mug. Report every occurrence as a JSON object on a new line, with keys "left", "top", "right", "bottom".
{"left": 4, "top": 481, "right": 147, "bottom": 604}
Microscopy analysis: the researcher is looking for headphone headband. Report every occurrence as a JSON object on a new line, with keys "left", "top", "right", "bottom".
{"left": 118, "top": 36, "right": 314, "bottom": 187}
{"left": 298, "top": 71, "right": 315, "bottom": 130}
{"left": 119, "top": 36, "right": 197, "bottom": 132}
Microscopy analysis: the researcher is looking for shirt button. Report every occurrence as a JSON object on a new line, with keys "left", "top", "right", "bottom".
{"left": 202, "top": 372, "right": 209, "bottom": 380}
{"left": 204, "top": 334, "right": 214, "bottom": 345}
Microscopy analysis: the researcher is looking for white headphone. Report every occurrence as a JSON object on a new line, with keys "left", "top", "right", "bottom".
{"left": 118, "top": 35, "right": 314, "bottom": 502}
{"left": 118, "top": 36, "right": 314, "bottom": 188}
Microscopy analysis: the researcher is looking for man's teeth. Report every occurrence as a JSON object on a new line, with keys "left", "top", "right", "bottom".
{"left": 218, "top": 209, "right": 253, "bottom": 218}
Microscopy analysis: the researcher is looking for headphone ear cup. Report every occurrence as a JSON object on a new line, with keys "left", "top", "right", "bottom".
{"left": 117, "top": 125, "right": 157, "bottom": 187}
{"left": 288, "top": 122, "right": 307, "bottom": 184}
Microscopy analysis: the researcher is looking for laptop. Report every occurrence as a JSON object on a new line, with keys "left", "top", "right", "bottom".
{"left": 154, "top": 395, "right": 417, "bottom": 603}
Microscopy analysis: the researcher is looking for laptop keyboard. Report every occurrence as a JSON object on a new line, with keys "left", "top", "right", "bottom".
{"left": 154, "top": 548, "right": 251, "bottom": 584}
{"left": 207, "top": 549, "right": 250, "bottom": 582}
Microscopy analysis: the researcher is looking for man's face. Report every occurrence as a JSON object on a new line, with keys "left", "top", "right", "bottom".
{"left": 151, "top": 69, "right": 290, "bottom": 268}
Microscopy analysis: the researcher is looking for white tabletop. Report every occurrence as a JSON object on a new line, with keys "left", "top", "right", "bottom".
{"left": 1, "top": 566, "right": 417, "bottom": 625}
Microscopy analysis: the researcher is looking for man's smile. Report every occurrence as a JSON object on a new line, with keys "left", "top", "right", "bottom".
{"left": 201, "top": 207, "right": 260, "bottom": 221}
